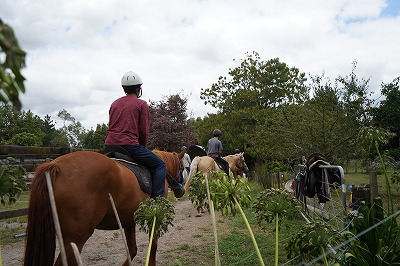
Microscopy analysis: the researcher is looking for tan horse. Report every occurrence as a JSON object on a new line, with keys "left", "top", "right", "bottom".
{"left": 24, "top": 149, "right": 185, "bottom": 266}
{"left": 184, "top": 152, "right": 248, "bottom": 192}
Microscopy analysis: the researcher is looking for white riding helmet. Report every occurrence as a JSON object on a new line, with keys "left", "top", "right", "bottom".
{"left": 121, "top": 71, "right": 143, "bottom": 86}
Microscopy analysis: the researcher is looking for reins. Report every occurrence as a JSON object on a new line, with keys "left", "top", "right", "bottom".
{"left": 166, "top": 154, "right": 184, "bottom": 191}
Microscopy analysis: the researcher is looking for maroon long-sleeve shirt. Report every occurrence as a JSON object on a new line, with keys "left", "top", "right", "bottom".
{"left": 105, "top": 95, "right": 149, "bottom": 146}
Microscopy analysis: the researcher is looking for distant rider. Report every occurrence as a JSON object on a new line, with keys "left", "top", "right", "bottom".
{"left": 207, "top": 129, "right": 230, "bottom": 176}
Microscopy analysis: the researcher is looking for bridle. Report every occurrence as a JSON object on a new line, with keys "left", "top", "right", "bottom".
{"left": 230, "top": 154, "right": 248, "bottom": 176}
{"left": 166, "top": 154, "right": 184, "bottom": 191}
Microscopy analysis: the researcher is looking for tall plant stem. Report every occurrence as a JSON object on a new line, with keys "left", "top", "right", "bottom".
{"left": 205, "top": 175, "right": 221, "bottom": 266}
{"left": 108, "top": 193, "right": 133, "bottom": 266}
{"left": 275, "top": 212, "right": 279, "bottom": 266}
{"left": 233, "top": 197, "right": 265, "bottom": 266}
{"left": 45, "top": 171, "right": 67, "bottom": 266}
{"left": 145, "top": 216, "right": 156, "bottom": 266}
{"left": 376, "top": 143, "right": 394, "bottom": 212}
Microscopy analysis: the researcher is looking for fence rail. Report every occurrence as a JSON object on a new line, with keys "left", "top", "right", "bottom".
{"left": 0, "top": 145, "right": 100, "bottom": 220}
{"left": 0, "top": 208, "right": 28, "bottom": 220}
{"left": 0, "top": 145, "right": 99, "bottom": 171}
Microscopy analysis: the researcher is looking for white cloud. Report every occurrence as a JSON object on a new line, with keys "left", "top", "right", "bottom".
{"left": 1, "top": 0, "right": 399, "bottom": 129}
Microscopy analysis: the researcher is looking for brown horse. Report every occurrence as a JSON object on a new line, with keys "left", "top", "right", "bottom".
{"left": 24, "top": 149, "right": 185, "bottom": 266}
{"left": 183, "top": 152, "right": 248, "bottom": 192}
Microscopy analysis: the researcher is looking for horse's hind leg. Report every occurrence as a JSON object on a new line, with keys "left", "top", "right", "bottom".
{"left": 53, "top": 239, "right": 87, "bottom": 266}
{"left": 53, "top": 228, "right": 94, "bottom": 266}
{"left": 122, "top": 225, "right": 137, "bottom": 266}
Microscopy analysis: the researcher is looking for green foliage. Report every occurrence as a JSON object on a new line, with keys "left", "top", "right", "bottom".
{"left": 286, "top": 220, "right": 343, "bottom": 264}
{"left": 372, "top": 77, "right": 400, "bottom": 151}
{"left": 57, "top": 109, "right": 86, "bottom": 148}
{"left": 344, "top": 199, "right": 400, "bottom": 265}
{"left": 200, "top": 51, "right": 308, "bottom": 112}
{"left": 194, "top": 55, "right": 380, "bottom": 163}
{"left": 0, "top": 158, "right": 27, "bottom": 205}
{"left": 188, "top": 170, "right": 252, "bottom": 216}
{"left": 80, "top": 123, "right": 107, "bottom": 149}
{"left": 0, "top": 19, "right": 26, "bottom": 110}
{"left": 252, "top": 188, "right": 300, "bottom": 229}
{"left": 209, "top": 171, "right": 252, "bottom": 216}
{"left": 9, "top": 132, "right": 40, "bottom": 146}
{"left": 187, "top": 171, "right": 209, "bottom": 212}
{"left": 0, "top": 103, "right": 56, "bottom": 146}
{"left": 134, "top": 197, "right": 175, "bottom": 238}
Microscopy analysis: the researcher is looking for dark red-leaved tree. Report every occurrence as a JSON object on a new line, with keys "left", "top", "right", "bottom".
{"left": 148, "top": 93, "right": 197, "bottom": 152}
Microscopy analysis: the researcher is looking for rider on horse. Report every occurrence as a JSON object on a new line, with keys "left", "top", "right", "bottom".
{"left": 207, "top": 129, "right": 230, "bottom": 176}
{"left": 105, "top": 71, "right": 168, "bottom": 199}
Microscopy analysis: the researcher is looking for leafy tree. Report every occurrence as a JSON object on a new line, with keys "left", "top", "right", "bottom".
{"left": 80, "top": 123, "right": 108, "bottom": 150}
{"left": 281, "top": 70, "right": 370, "bottom": 162}
{"left": 9, "top": 132, "right": 40, "bottom": 146}
{"left": 0, "top": 103, "right": 44, "bottom": 146}
{"left": 200, "top": 51, "right": 308, "bottom": 112}
{"left": 372, "top": 77, "right": 400, "bottom": 152}
{"left": 49, "top": 129, "right": 70, "bottom": 148}
{"left": 198, "top": 52, "right": 309, "bottom": 161}
{"left": 0, "top": 103, "right": 19, "bottom": 143}
{"left": 148, "top": 93, "right": 197, "bottom": 151}
{"left": 57, "top": 109, "right": 86, "bottom": 148}
{"left": 0, "top": 159, "right": 27, "bottom": 205}
{"left": 41, "top": 114, "right": 57, "bottom": 147}
{"left": 0, "top": 19, "right": 26, "bottom": 111}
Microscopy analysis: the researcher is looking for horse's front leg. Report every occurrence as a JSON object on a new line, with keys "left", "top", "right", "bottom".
{"left": 122, "top": 225, "right": 137, "bottom": 266}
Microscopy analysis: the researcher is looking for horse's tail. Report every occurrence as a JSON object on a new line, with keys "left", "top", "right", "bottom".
{"left": 184, "top": 156, "right": 200, "bottom": 192}
{"left": 24, "top": 163, "right": 58, "bottom": 266}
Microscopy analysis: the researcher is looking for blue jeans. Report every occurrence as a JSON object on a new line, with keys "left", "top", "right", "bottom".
{"left": 121, "top": 144, "right": 166, "bottom": 198}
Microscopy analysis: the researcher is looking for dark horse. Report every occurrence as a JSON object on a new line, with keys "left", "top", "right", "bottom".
{"left": 24, "top": 149, "right": 185, "bottom": 266}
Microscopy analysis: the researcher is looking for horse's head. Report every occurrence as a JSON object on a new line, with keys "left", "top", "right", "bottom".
{"left": 226, "top": 152, "right": 249, "bottom": 177}
{"left": 153, "top": 149, "right": 185, "bottom": 198}
{"left": 167, "top": 150, "right": 185, "bottom": 198}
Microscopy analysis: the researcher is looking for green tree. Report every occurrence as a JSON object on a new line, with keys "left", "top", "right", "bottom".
{"left": 200, "top": 51, "right": 308, "bottom": 112}
{"left": 9, "top": 132, "right": 40, "bottom": 146}
{"left": 80, "top": 123, "right": 108, "bottom": 150}
{"left": 0, "top": 103, "right": 19, "bottom": 143}
{"left": 0, "top": 103, "right": 45, "bottom": 146}
{"left": 198, "top": 52, "right": 309, "bottom": 160}
{"left": 57, "top": 109, "right": 86, "bottom": 148}
{"left": 0, "top": 19, "right": 26, "bottom": 111}
{"left": 372, "top": 77, "right": 400, "bottom": 152}
{"left": 41, "top": 114, "right": 57, "bottom": 147}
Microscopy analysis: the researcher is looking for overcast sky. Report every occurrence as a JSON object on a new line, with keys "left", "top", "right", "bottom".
{"left": 1, "top": 0, "right": 399, "bottom": 129}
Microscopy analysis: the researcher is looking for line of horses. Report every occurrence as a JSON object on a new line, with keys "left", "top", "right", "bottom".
{"left": 23, "top": 149, "right": 248, "bottom": 266}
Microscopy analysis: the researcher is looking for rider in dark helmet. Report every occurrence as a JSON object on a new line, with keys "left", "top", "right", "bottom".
{"left": 207, "top": 129, "right": 222, "bottom": 157}
{"left": 207, "top": 129, "right": 230, "bottom": 176}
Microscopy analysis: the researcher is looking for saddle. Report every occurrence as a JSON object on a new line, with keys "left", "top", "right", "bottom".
{"left": 212, "top": 156, "right": 230, "bottom": 177}
{"left": 298, "top": 153, "right": 340, "bottom": 203}
{"left": 103, "top": 145, "right": 152, "bottom": 195}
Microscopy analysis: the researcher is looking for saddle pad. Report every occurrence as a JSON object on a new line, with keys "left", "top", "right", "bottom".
{"left": 113, "top": 158, "right": 152, "bottom": 195}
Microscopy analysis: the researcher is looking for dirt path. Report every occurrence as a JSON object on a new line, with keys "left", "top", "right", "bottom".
{"left": 1, "top": 198, "right": 220, "bottom": 266}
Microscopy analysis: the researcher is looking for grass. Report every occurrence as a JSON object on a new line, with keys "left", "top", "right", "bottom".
{"left": 2, "top": 166, "right": 400, "bottom": 264}
{"left": 217, "top": 182, "right": 305, "bottom": 265}
{"left": 0, "top": 191, "right": 29, "bottom": 244}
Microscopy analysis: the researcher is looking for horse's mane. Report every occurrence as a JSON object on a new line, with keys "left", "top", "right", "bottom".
{"left": 153, "top": 149, "right": 178, "bottom": 166}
